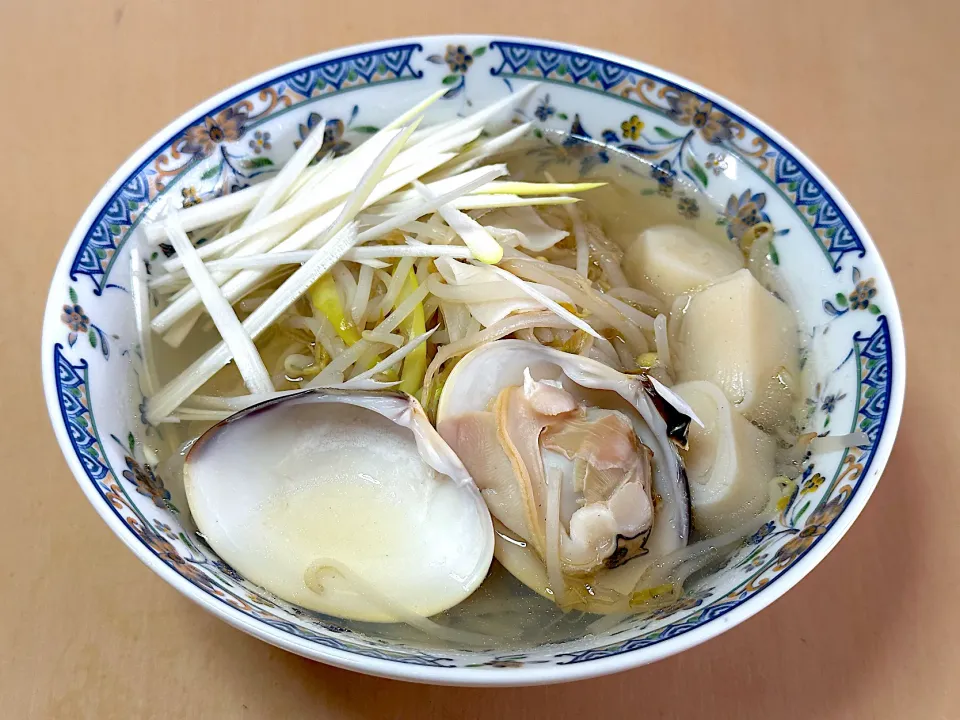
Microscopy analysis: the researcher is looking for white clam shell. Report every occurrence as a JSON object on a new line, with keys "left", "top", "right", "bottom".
{"left": 184, "top": 390, "right": 493, "bottom": 623}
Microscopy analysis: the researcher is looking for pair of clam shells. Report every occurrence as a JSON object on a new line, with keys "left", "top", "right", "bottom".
{"left": 185, "top": 340, "right": 691, "bottom": 621}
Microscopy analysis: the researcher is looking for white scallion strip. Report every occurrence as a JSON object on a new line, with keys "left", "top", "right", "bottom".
{"left": 129, "top": 240, "right": 159, "bottom": 396}
{"left": 565, "top": 189, "right": 589, "bottom": 278}
{"left": 441, "top": 122, "right": 533, "bottom": 176}
{"left": 811, "top": 431, "right": 870, "bottom": 453}
{"left": 361, "top": 330, "right": 404, "bottom": 347}
{"left": 306, "top": 339, "right": 378, "bottom": 387}
{"left": 283, "top": 152, "right": 339, "bottom": 198}
{"left": 414, "top": 180, "right": 502, "bottom": 263}
{"left": 372, "top": 280, "right": 431, "bottom": 336}
{"left": 476, "top": 180, "right": 606, "bottom": 196}
{"left": 603, "top": 293, "right": 656, "bottom": 331}
{"left": 484, "top": 263, "right": 601, "bottom": 339}
{"left": 146, "top": 222, "right": 360, "bottom": 424}
{"left": 380, "top": 164, "right": 509, "bottom": 204}
{"left": 421, "top": 310, "right": 574, "bottom": 400}
{"left": 607, "top": 286, "right": 666, "bottom": 314}
{"left": 243, "top": 137, "right": 331, "bottom": 227}
{"left": 375, "top": 193, "right": 579, "bottom": 215}
{"left": 187, "top": 390, "right": 305, "bottom": 411}
{"left": 377, "top": 256, "right": 415, "bottom": 316}
{"left": 545, "top": 466, "right": 565, "bottom": 599}
{"left": 357, "top": 258, "right": 390, "bottom": 269}
{"left": 449, "top": 194, "right": 580, "bottom": 210}
{"left": 331, "top": 262, "right": 358, "bottom": 314}
{"left": 407, "top": 118, "right": 457, "bottom": 144}
{"left": 151, "top": 244, "right": 473, "bottom": 283}
{"left": 384, "top": 88, "right": 447, "bottom": 130}
{"left": 163, "top": 213, "right": 274, "bottom": 394}
{"left": 393, "top": 128, "right": 484, "bottom": 172}
{"left": 348, "top": 328, "right": 437, "bottom": 384}
{"left": 350, "top": 263, "right": 374, "bottom": 326}
{"left": 160, "top": 131, "right": 405, "bottom": 272}
{"left": 351, "top": 166, "right": 507, "bottom": 245}
{"left": 654, "top": 313, "right": 671, "bottom": 371}
{"left": 155, "top": 216, "right": 304, "bottom": 336}
{"left": 425, "top": 83, "right": 538, "bottom": 148}
{"left": 144, "top": 183, "right": 268, "bottom": 244}
{"left": 147, "top": 126, "right": 416, "bottom": 422}
{"left": 151, "top": 127, "right": 436, "bottom": 333}
{"left": 646, "top": 375, "right": 705, "bottom": 428}
{"left": 353, "top": 244, "right": 471, "bottom": 260}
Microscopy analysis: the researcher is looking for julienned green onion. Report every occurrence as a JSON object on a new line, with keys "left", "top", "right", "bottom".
{"left": 137, "top": 82, "right": 614, "bottom": 423}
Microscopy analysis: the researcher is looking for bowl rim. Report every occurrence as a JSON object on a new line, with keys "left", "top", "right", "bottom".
{"left": 42, "top": 33, "right": 906, "bottom": 686}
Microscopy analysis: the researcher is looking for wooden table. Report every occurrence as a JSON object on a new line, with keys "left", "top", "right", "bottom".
{"left": 2, "top": 1, "right": 956, "bottom": 717}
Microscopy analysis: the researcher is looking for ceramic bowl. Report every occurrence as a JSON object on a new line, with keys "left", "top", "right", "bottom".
{"left": 42, "top": 35, "right": 905, "bottom": 686}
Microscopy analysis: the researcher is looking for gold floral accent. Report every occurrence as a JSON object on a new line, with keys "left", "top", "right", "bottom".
{"left": 725, "top": 190, "right": 770, "bottom": 244}
{"left": 800, "top": 472, "right": 825, "bottom": 496}
{"left": 773, "top": 489, "right": 848, "bottom": 570}
{"left": 181, "top": 186, "right": 202, "bottom": 208}
{"left": 122, "top": 456, "right": 170, "bottom": 509}
{"left": 848, "top": 278, "right": 877, "bottom": 310}
{"left": 61, "top": 304, "right": 89, "bottom": 333}
{"left": 620, "top": 114, "right": 644, "bottom": 140}
{"left": 444, "top": 44, "right": 473, "bottom": 74}
{"left": 181, "top": 107, "right": 248, "bottom": 156}
{"left": 677, "top": 196, "right": 699, "bottom": 220}
{"left": 663, "top": 89, "right": 733, "bottom": 144}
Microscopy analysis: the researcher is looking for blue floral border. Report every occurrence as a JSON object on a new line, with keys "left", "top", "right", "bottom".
{"left": 489, "top": 41, "right": 866, "bottom": 272}
{"left": 69, "top": 44, "right": 423, "bottom": 295}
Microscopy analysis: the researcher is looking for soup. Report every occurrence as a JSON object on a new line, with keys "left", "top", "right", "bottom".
{"left": 134, "top": 86, "right": 812, "bottom": 649}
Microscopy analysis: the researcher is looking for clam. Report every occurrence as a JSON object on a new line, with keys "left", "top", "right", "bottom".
{"left": 183, "top": 389, "right": 494, "bottom": 623}
{"left": 435, "top": 340, "right": 691, "bottom": 611}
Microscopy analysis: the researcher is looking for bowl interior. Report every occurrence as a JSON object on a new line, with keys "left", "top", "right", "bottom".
{"left": 43, "top": 36, "right": 903, "bottom": 683}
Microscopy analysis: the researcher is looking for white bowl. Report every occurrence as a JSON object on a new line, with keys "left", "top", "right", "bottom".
{"left": 42, "top": 35, "right": 905, "bottom": 686}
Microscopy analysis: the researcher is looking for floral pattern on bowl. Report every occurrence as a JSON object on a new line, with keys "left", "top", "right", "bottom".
{"left": 43, "top": 36, "right": 904, "bottom": 685}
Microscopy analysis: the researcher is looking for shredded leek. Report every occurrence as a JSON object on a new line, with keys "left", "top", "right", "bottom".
{"left": 396, "top": 272, "right": 427, "bottom": 397}
{"left": 309, "top": 274, "right": 361, "bottom": 346}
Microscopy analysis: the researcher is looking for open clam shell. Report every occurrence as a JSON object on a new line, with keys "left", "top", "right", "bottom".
{"left": 435, "top": 340, "right": 691, "bottom": 610}
{"left": 184, "top": 389, "right": 494, "bottom": 623}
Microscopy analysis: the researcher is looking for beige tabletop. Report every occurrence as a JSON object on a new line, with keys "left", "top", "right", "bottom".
{"left": 2, "top": 1, "right": 956, "bottom": 717}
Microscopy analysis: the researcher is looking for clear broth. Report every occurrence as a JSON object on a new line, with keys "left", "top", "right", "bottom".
{"left": 150, "top": 136, "right": 800, "bottom": 651}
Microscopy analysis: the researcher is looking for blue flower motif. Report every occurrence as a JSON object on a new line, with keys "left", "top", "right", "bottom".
{"left": 651, "top": 159, "right": 675, "bottom": 196}
{"left": 212, "top": 558, "right": 244, "bottom": 582}
{"left": 122, "top": 456, "right": 170, "bottom": 509}
{"left": 677, "top": 196, "right": 700, "bottom": 219}
{"left": 821, "top": 392, "right": 846, "bottom": 414}
{"left": 747, "top": 521, "right": 776, "bottom": 546}
{"left": 294, "top": 113, "right": 351, "bottom": 164}
{"left": 444, "top": 44, "right": 473, "bottom": 74}
{"left": 725, "top": 190, "right": 771, "bottom": 242}
{"left": 534, "top": 94, "right": 555, "bottom": 122}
